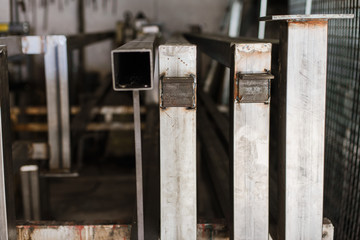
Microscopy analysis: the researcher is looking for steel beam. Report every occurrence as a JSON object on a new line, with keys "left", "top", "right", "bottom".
{"left": 44, "top": 36, "right": 71, "bottom": 170}
{"left": 260, "top": 14, "right": 353, "bottom": 240}
{"left": 111, "top": 34, "right": 157, "bottom": 91}
{"left": 185, "top": 33, "right": 273, "bottom": 240}
{"left": 184, "top": 33, "right": 278, "bottom": 68}
{"left": 230, "top": 43, "right": 273, "bottom": 240}
{"left": 0, "top": 45, "right": 16, "bottom": 240}
{"left": 159, "top": 37, "right": 197, "bottom": 239}
{"left": 67, "top": 31, "right": 115, "bottom": 50}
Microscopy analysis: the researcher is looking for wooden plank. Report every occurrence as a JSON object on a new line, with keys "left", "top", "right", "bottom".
{"left": 230, "top": 43, "right": 272, "bottom": 240}
{"left": 159, "top": 39, "right": 197, "bottom": 239}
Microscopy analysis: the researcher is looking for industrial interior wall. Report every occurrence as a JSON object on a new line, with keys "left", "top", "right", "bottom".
{"left": 288, "top": 0, "right": 360, "bottom": 239}
{"left": 15, "top": 0, "right": 227, "bottom": 79}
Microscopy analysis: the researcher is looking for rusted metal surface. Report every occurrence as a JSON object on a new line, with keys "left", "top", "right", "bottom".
{"left": 236, "top": 72, "right": 273, "bottom": 103}
{"left": 16, "top": 223, "right": 230, "bottom": 240}
{"left": 16, "top": 220, "right": 334, "bottom": 240}
{"left": 17, "top": 224, "right": 132, "bottom": 240}
{"left": 160, "top": 76, "right": 196, "bottom": 108}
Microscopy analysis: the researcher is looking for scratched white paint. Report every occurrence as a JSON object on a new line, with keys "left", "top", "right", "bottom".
{"left": 159, "top": 41, "right": 197, "bottom": 239}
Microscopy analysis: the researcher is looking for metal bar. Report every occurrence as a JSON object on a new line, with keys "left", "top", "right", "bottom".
{"left": 44, "top": 36, "right": 71, "bottom": 170}
{"left": 0, "top": 45, "right": 16, "bottom": 240}
{"left": 159, "top": 37, "right": 197, "bottom": 239}
{"left": 184, "top": 33, "right": 278, "bottom": 67}
{"left": 230, "top": 43, "right": 272, "bottom": 240}
{"left": 20, "top": 165, "right": 41, "bottom": 220}
{"left": 133, "top": 90, "right": 144, "bottom": 240}
{"left": 111, "top": 34, "right": 157, "bottom": 91}
{"left": 260, "top": 14, "right": 353, "bottom": 240}
{"left": 258, "top": 0, "right": 268, "bottom": 39}
{"left": 187, "top": 33, "right": 273, "bottom": 239}
{"left": 66, "top": 32, "right": 115, "bottom": 50}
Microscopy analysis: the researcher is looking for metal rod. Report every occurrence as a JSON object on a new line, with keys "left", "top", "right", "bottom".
{"left": 111, "top": 34, "right": 157, "bottom": 91}
{"left": 0, "top": 45, "right": 16, "bottom": 240}
{"left": 159, "top": 37, "right": 197, "bottom": 239}
{"left": 260, "top": 14, "right": 353, "bottom": 240}
{"left": 133, "top": 90, "right": 144, "bottom": 240}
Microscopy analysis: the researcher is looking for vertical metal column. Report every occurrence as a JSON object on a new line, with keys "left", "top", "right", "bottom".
{"left": 260, "top": 14, "right": 353, "bottom": 240}
{"left": 20, "top": 165, "right": 41, "bottom": 220}
{"left": 230, "top": 43, "right": 273, "bottom": 240}
{"left": 44, "top": 36, "right": 71, "bottom": 170}
{"left": 159, "top": 38, "right": 197, "bottom": 239}
{"left": 0, "top": 45, "right": 16, "bottom": 240}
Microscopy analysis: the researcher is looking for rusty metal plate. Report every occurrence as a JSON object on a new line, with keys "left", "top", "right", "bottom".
{"left": 161, "top": 77, "right": 195, "bottom": 108}
{"left": 238, "top": 79, "right": 270, "bottom": 103}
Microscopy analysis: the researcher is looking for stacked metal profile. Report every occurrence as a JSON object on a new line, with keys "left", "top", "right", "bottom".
{"left": 288, "top": 0, "right": 360, "bottom": 239}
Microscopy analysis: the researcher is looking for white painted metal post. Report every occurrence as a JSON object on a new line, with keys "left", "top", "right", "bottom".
{"left": 44, "top": 36, "right": 71, "bottom": 170}
{"left": 159, "top": 38, "right": 197, "bottom": 239}
{"left": 260, "top": 14, "right": 353, "bottom": 240}
{"left": 231, "top": 43, "right": 272, "bottom": 240}
{"left": 0, "top": 45, "right": 16, "bottom": 240}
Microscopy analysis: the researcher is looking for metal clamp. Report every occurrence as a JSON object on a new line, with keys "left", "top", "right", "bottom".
{"left": 160, "top": 74, "right": 196, "bottom": 108}
{"left": 235, "top": 71, "right": 274, "bottom": 103}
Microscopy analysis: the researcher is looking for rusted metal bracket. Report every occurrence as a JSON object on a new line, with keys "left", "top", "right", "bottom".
{"left": 235, "top": 71, "right": 274, "bottom": 103}
{"left": 160, "top": 74, "right": 196, "bottom": 108}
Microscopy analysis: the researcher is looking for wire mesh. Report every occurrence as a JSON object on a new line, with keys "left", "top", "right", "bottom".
{"left": 288, "top": 0, "right": 360, "bottom": 239}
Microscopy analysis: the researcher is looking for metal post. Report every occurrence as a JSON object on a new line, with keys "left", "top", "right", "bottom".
{"left": 159, "top": 37, "right": 197, "bottom": 239}
{"left": 133, "top": 90, "right": 144, "bottom": 240}
{"left": 44, "top": 36, "right": 71, "bottom": 170}
{"left": 260, "top": 14, "right": 353, "bottom": 240}
{"left": 20, "top": 165, "right": 41, "bottom": 220}
{"left": 0, "top": 45, "right": 16, "bottom": 240}
{"left": 185, "top": 33, "right": 274, "bottom": 239}
{"left": 230, "top": 43, "right": 273, "bottom": 240}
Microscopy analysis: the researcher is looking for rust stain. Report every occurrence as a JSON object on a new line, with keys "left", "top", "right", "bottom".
{"left": 288, "top": 20, "right": 327, "bottom": 25}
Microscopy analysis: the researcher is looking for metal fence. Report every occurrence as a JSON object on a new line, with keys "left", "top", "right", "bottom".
{"left": 289, "top": 0, "right": 360, "bottom": 239}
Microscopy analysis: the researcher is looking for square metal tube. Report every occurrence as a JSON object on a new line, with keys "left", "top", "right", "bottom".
{"left": 159, "top": 37, "right": 197, "bottom": 239}
{"left": 261, "top": 14, "right": 353, "bottom": 240}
